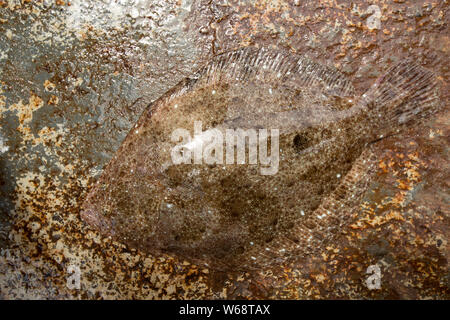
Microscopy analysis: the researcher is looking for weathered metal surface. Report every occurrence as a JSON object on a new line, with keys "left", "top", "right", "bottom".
{"left": 0, "top": 0, "right": 448, "bottom": 299}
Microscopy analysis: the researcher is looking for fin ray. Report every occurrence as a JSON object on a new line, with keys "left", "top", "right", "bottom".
{"left": 361, "top": 60, "right": 439, "bottom": 127}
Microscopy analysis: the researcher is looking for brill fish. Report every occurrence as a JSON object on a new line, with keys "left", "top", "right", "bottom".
{"left": 81, "top": 47, "right": 439, "bottom": 271}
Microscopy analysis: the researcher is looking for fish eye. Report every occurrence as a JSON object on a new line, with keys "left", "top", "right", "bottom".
{"left": 293, "top": 134, "right": 309, "bottom": 152}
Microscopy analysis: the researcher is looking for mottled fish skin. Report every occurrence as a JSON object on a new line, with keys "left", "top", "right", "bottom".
{"left": 81, "top": 47, "right": 439, "bottom": 271}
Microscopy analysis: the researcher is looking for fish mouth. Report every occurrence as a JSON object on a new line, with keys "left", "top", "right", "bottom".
{"left": 80, "top": 206, "right": 115, "bottom": 237}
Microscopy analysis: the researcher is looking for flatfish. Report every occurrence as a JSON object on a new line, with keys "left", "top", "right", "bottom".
{"left": 81, "top": 47, "right": 439, "bottom": 271}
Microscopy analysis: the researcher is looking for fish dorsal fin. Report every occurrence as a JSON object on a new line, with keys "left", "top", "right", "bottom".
{"left": 201, "top": 47, "right": 355, "bottom": 95}
{"left": 150, "top": 47, "right": 355, "bottom": 113}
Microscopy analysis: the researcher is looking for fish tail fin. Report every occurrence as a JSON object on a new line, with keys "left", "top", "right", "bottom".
{"left": 361, "top": 60, "right": 439, "bottom": 129}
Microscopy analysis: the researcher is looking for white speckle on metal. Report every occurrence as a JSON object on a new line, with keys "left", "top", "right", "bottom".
{"left": 0, "top": 133, "right": 9, "bottom": 154}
